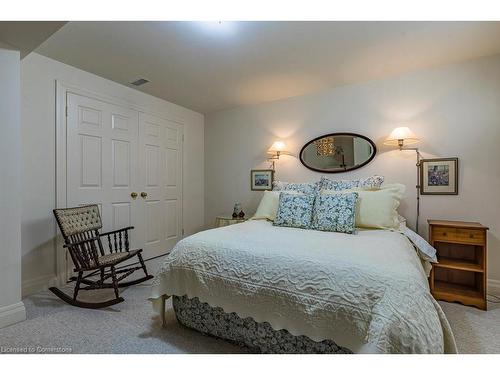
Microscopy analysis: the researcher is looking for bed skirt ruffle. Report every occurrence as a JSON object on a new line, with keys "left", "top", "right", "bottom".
{"left": 173, "top": 295, "right": 352, "bottom": 354}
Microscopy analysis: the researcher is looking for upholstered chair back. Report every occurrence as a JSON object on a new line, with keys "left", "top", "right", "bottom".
{"left": 53, "top": 205, "right": 102, "bottom": 241}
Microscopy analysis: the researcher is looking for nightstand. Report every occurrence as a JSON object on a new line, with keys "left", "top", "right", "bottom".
{"left": 215, "top": 216, "right": 247, "bottom": 228}
{"left": 428, "top": 220, "right": 489, "bottom": 310}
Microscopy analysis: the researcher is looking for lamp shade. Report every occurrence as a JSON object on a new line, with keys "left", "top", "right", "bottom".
{"left": 268, "top": 141, "right": 287, "bottom": 153}
{"left": 384, "top": 127, "right": 419, "bottom": 146}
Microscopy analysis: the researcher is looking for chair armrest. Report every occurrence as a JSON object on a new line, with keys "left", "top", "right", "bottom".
{"left": 99, "top": 226, "right": 134, "bottom": 237}
{"left": 63, "top": 236, "right": 100, "bottom": 248}
{"left": 100, "top": 227, "right": 133, "bottom": 253}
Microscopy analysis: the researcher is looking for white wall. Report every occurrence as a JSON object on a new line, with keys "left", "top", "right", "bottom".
{"left": 205, "top": 54, "right": 500, "bottom": 282}
{"left": 21, "top": 53, "right": 204, "bottom": 296}
{"left": 0, "top": 48, "right": 26, "bottom": 328}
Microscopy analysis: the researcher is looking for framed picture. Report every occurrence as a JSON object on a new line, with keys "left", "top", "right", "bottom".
{"left": 420, "top": 158, "right": 458, "bottom": 195}
{"left": 250, "top": 169, "right": 274, "bottom": 191}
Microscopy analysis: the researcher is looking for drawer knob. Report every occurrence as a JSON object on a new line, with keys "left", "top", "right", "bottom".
{"left": 442, "top": 232, "right": 447, "bottom": 236}
{"left": 470, "top": 234, "right": 474, "bottom": 238}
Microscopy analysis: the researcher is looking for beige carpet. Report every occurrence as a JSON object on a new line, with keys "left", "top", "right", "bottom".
{"left": 0, "top": 284, "right": 248, "bottom": 354}
{"left": 439, "top": 298, "right": 500, "bottom": 353}
{"left": 0, "top": 284, "right": 498, "bottom": 353}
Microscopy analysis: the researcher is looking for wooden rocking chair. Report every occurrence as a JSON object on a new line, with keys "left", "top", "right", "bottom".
{"left": 51, "top": 205, "right": 153, "bottom": 309}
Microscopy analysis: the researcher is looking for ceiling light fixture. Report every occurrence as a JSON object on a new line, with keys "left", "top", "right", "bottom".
{"left": 196, "top": 21, "right": 236, "bottom": 36}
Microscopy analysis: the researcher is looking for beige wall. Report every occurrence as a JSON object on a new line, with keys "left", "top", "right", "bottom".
{"left": 0, "top": 48, "right": 26, "bottom": 327}
{"left": 20, "top": 53, "right": 204, "bottom": 296}
{"left": 205, "top": 54, "right": 500, "bottom": 283}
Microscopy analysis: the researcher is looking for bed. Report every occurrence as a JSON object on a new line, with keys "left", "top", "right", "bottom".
{"left": 150, "top": 220, "right": 457, "bottom": 354}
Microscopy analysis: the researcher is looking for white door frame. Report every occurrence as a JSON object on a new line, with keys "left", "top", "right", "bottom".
{"left": 55, "top": 80, "right": 184, "bottom": 285}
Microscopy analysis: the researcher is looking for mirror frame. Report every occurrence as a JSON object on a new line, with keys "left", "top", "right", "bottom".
{"left": 299, "top": 132, "right": 377, "bottom": 173}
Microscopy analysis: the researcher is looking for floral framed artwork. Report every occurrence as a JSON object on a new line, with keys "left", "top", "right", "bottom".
{"left": 420, "top": 158, "right": 458, "bottom": 195}
{"left": 250, "top": 169, "right": 274, "bottom": 191}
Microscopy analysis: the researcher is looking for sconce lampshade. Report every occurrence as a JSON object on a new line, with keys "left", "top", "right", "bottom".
{"left": 268, "top": 141, "right": 287, "bottom": 153}
{"left": 384, "top": 127, "right": 420, "bottom": 148}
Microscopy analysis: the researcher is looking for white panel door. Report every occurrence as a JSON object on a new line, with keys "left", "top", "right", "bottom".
{"left": 65, "top": 92, "right": 183, "bottom": 273}
{"left": 138, "top": 112, "right": 183, "bottom": 259}
{"left": 66, "top": 93, "right": 139, "bottom": 247}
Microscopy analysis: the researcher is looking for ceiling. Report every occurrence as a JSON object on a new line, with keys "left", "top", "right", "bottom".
{"left": 33, "top": 21, "right": 500, "bottom": 114}
{"left": 0, "top": 22, "right": 66, "bottom": 57}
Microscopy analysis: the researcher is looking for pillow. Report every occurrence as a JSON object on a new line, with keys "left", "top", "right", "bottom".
{"left": 319, "top": 175, "right": 384, "bottom": 191}
{"left": 401, "top": 226, "right": 437, "bottom": 263}
{"left": 251, "top": 190, "right": 302, "bottom": 221}
{"left": 274, "top": 193, "right": 315, "bottom": 229}
{"left": 311, "top": 192, "right": 358, "bottom": 234}
{"left": 324, "top": 183, "right": 405, "bottom": 229}
{"left": 252, "top": 191, "right": 280, "bottom": 221}
{"left": 273, "top": 180, "right": 319, "bottom": 195}
{"left": 398, "top": 215, "right": 407, "bottom": 230}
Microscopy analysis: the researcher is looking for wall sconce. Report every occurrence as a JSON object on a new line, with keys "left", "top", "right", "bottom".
{"left": 384, "top": 127, "right": 422, "bottom": 233}
{"left": 267, "top": 141, "right": 289, "bottom": 170}
{"left": 384, "top": 127, "right": 420, "bottom": 150}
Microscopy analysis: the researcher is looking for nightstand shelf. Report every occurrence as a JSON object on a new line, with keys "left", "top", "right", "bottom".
{"left": 433, "top": 280, "right": 483, "bottom": 300}
{"left": 435, "top": 257, "right": 484, "bottom": 273}
{"left": 429, "top": 220, "right": 489, "bottom": 310}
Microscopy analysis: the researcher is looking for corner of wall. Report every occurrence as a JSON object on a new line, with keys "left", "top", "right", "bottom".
{"left": 0, "top": 47, "right": 25, "bottom": 328}
{"left": 0, "top": 302, "right": 26, "bottom": 329}
{"left": 22, "top": 274, "right": 58, "bottom": 298}
{"left": 488, "top": 279, "right": 500, "bottom": 295}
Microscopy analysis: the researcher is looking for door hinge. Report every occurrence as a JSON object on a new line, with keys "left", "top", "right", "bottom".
{"left": 182, "top": 228, "right": 185, "bottom": 236}
{"left": 65, "top": 106, "right": 68, "bottom": 117}
{"left": 182, "top": 134, "right": 184, "bottom": 142}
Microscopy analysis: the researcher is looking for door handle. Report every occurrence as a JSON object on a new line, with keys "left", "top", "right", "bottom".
{"left": 140, "top": 192, "right": 148, "bottom": 198}
{"left": 130, "top": 192, "right": 138, "bottom": 199}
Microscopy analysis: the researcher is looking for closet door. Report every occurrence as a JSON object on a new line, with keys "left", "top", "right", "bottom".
{"left": 65, "top": 91, "right": 183, "bottom": 274}
{"left": 137, "top": 113, "right": 183, "bottom": 259}
{"left": 66, "top": 92, "right": 140, "bottom": 247}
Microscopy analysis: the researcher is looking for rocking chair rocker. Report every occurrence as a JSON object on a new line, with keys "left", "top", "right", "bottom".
{"left": 51, "top": 205, "right": 153, "bottom": 309}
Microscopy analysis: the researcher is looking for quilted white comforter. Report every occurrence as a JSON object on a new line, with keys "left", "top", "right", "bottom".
{"left": 151, "top": 220, "right": 457, "bottom": 353}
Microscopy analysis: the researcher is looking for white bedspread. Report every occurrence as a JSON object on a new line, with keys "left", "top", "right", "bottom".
{"left": 151, "top": 220, "right": 457, "bottom": 353}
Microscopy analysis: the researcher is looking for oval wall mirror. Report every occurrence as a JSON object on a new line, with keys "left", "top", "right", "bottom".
{"left": 299, "top": 133, "right": 376, "bottom": 173}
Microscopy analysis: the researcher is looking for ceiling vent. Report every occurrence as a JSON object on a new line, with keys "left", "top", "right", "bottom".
{"left": 130, "top": 78, "right": 149, "bottom": 86}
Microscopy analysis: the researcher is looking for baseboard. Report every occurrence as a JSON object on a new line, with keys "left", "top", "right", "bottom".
{"left": 0, "top": 302, "right": 26, "bottom": 329}
{"left": 22, "top": 274, "right": 58, "bottom": 297}
{"left": 488, "top": 278, "right": 500, "bottom": 295}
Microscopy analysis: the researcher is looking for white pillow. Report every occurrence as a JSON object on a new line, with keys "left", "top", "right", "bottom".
{"left": 398, "top": 215, "right": 407, "bottom": 230}
{"left": 401, "top": 226, "right": 437, "bottom": 263}
{"left": 251, "top": 190, "right": 303, "bottom": 222}
{"left": 252, "top": 191, "right": 280, "bottom": 221}
{"left": 323, "top": 183, "right": 405, "bottom": 229}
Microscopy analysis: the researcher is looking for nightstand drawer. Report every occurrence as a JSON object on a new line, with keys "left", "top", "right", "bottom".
{"left": 432, "top": 226, "right": 485, "bottom": 245}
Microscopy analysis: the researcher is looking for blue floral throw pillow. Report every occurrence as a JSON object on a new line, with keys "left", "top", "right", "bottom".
{"left": 311, "top": 192, "right": 358, "bottom": 234}
{"left": 320, "top": 175, "right": 384, "bottom": 191}
{"left": 273, "top": 180, "right": 319, "bottom": 195}
{"left": 274, "top": 193, "right": 315, "bottom": 229}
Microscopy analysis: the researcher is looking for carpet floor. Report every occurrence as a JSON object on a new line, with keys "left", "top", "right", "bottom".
{"left": 0, "top": 284, "right": 499, "bottom": 354}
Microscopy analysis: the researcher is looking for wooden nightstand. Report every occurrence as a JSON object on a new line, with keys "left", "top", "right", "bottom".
{"left": 428, "top": 220, "right": 489, "bottom": 310}
{"left": 215, "top": 216, "right": 247, "bottom": 228}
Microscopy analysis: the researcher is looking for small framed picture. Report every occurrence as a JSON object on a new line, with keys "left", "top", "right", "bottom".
{"left": 420, "top": 158, "right": 458, "bottom": 195}
{"left": 251, "top": 169, "right": 274, "bottom": 191}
